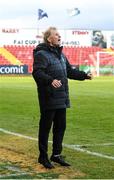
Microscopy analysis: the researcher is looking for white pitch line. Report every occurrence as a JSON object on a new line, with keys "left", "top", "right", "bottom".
{"left": 0, "top": 172, "right": 29, "bottom": 178}
{"left": 0, "top": 128, "right": 38, "bottom": 141}
{"left": 68, "top": 143, "right": 114, "bottom": 147}
{"left": 0, "top": 128, "right": 114, "bottom": 160}
{"left": 0, "top": 165, "right": 30, "bottom": 178}
{"left": 63, "top": 144, "right": 114, "bottom": 160}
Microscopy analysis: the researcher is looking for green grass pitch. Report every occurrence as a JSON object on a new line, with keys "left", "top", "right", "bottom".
{"left": 0, "top": 75, "right": 114, "bottom": 179}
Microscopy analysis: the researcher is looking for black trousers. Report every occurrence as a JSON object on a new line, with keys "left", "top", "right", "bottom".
{"left": 38, "top": 108, "right": 66, "bottom": 158}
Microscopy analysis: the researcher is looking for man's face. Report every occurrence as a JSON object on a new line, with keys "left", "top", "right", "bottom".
{"left": 92, "top": 32, "right": 103, "bottom": 45}
{"left": 48, "top": 30, "right": 61, "bottom": 46}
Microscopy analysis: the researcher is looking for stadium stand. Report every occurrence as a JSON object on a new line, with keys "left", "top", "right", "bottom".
{"left": 0, "top": 45, "right": 114, "bottom": 73}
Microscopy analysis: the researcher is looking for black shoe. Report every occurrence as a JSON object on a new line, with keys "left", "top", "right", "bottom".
{"left": 38, "top": 157, "right": 54, "bottom": 169}
{"left": 50, "top": 155, "right": 71, "bottom": 166}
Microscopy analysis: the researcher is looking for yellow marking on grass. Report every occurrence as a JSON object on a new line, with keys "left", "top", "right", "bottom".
{"left": 0, "top": 128, "right": 87, "bottom": 178}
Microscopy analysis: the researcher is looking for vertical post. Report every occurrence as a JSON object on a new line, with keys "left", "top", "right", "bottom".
{"left": 96, "top": 51, "right": 100, "bottom": 77}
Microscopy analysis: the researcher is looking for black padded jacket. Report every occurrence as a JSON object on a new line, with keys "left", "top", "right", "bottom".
{"left": 32, "top": 43, "right": 89, "bottom": 110}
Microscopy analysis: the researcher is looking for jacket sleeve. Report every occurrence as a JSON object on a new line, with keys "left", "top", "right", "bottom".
{"left": 65, "top": 57, "right": 89, "bottom": 80}
{"left": 32, "top": 52, "right": 53, "bottom": 85}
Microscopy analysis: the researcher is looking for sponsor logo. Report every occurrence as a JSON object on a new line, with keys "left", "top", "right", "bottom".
{"left": 0, "top": 65, "right": 28, "bottom": 74}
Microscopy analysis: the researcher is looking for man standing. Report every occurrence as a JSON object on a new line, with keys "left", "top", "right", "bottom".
{"left": 32, "top": 27, "right": 92, "bottom": 169}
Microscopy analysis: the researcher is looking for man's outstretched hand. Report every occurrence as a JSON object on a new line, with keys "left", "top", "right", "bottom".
{"left": 87, "top": 73, "right": 93, "bottom": 80}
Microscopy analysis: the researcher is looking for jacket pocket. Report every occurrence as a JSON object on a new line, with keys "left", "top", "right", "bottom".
{"left": 51, "top": 85, "right": 66, "bottom": 98}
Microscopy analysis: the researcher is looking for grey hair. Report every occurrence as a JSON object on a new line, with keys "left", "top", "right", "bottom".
{"left": 43, "top": 27, "right": 57, "bottom": 43}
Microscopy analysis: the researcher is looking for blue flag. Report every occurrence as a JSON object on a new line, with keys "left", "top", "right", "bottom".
{"left": 38, "top": 9, "right": 48, "bottom": 20}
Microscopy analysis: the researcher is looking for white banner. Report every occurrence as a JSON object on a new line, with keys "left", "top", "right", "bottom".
{"left": 0, "top": 28, "right": 114, "bottom": 48}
